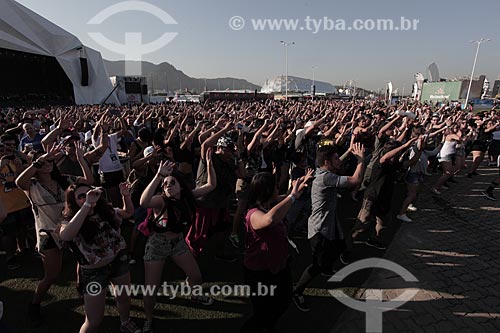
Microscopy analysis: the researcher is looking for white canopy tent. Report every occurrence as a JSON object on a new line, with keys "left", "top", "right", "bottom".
{"left": 0, "top": 0, "right": 119, "bottom": 105}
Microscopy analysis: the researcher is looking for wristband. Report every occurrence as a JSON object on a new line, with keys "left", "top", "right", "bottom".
{"left": 83, "top": 202, "right": 92, "bottom": 208}
{"left": 289, "top": 194, "right": 296, "bottom": 204}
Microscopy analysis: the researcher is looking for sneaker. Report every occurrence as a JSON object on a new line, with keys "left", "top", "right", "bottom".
{"left": 229, "top": 233, "right": 240, "bottom": 248}
{"left": 339, "top": 251, "right": 351, "bottom": 265}
{"left": 430, "top": 188, "right": 441, "bottom": 195}
{"left": 214, "top": 254, "right": 237, "bottom": 263}
{"left": 7, "top": 256, "right": 21, "bottom": 270}
{"left": 407, "top": 204, "right": 417, "bottom": 212}
{"left": 129, "top": 258, "right": 136, "bottom": 265}
{"left": 28, "top": 303, "right": 43, "bottom": 327}
{"left": 472, "top": 171, "right": 479, "bottom": 176}
{"left": 396, "top": 214, "right": 413, "bottom": 223}
{"left": 365, "top": 238, "right": 387, "bottom": 250}
{"left": 482, "top": 191, "right": 497, "bottom": 201}
{"left": 441, "top": 184, "right": 449, "bottom": 190}
{"left": 292, "top": 294, "right": 310, "bottom": 312}
{"left": 142, "top": 320, "right": 153, "bottom": 333}
{"left": 191, "top": 295, "right": 214, "bottom": 306}
{"left": 467, "top": 173, "right": 473, "bottom": 179}
{"left": 120, "top": 319, "right": 141, "bottom": 333}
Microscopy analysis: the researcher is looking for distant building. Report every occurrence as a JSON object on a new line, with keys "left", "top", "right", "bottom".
{"left": 261, "top": 75, "right": 337, "bottom": 94}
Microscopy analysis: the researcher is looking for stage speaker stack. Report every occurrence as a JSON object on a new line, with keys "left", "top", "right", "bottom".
{"left": 80, "top": 58, "right": 88, "bottom": 86}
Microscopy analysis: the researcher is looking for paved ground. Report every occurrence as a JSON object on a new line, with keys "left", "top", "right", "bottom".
{"left": 332, "top": 164, "right": 500, "bottom": 332}
{"left": 1, "top": 163, "right": 498, "bottom": 332}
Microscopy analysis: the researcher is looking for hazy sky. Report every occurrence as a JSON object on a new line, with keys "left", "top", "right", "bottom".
{"left": 15, "top": 0, "right": 500, "bottom": 91}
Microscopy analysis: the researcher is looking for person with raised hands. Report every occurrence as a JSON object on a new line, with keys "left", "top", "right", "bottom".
{"left": 58, "top": 182, "right": 139, "bottom": 333}
{"left": 139, "top": 149, "right": 217, "bottom": 333}
{"left": 186, "top": 120, "right": 245, "bottom": 261}
{"left": 352, "top": 136, "right": 419, "bottom": 250}
{"left": 16, "top": 141, "right": 94, "bottom": 327}
{"left": 292, "top": 143, "right": 365, "bottom": 312}
{"left": 241, "top": 172, "right": 310, "bottom": 333}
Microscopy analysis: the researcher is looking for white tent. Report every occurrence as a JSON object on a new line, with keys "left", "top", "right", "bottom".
{"left": 0, "top": 0, "right": 119, "bottom": 105}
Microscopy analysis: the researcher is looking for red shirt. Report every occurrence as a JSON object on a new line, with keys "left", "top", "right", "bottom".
{"left": 244, "top": 208, "right": 288, "bottom": 274}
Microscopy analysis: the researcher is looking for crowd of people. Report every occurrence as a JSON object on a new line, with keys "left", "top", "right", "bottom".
{"left": 0, "top": 98, "right": 499, "bottom": 333}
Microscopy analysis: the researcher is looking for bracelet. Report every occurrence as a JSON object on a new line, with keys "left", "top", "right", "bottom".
{"left": 83, "top": 202, "right": 92, "bottom": 208}
{"left": 289, "top": 194, "right": 296, "bottom": 204}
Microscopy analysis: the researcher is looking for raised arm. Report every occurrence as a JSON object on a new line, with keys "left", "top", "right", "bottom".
{"left": 200, "top": 121, "right": 233, "bottom": 160}
{"left": 247, "top": 120, "right": 268, "bottom": 154}
{"left": 380, "top": 137, "right": 418, "bottom": 164}
{"left": 345, "top": 143, "right": 366, "bottom": 187}
{"left": 74, "top": 141, "right": 94, "bottom": 185}
{"left": 16, "top": 143, "right": 61, "bottom": 191}
{"left": 115, "top": 182, "right": 134, "bottom": 220}
{"left": 378, "top": 115, "right": 401, "bottom": 139}
{"left": 59, "top": 188, "right": 101, "bottom": 241}
{"left": 249, "top": 177, "right": 306, "bottom": 230}
{"left": 140, "top": 160, "right": 175, "bottom": 209}
{"left": 192, "top": 148, "right": 217, "bottom": 198}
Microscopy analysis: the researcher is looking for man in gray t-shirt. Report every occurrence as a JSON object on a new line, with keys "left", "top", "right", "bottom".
{"left": 307, "top": 168, "right": 348, "bottom": 240}
{"left": 292, "top": 143, "right": 365, "bottom": 312}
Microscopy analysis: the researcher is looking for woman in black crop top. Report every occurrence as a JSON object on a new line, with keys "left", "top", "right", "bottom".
{"left": 139, "top": 149, "right": 217, "bottom": 332}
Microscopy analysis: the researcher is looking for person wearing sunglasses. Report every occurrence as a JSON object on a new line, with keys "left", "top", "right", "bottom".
{"left": 139, "top": 149, "right": 216, "bottom": 333}
{"left": 15, "top": 141, "right": 93, "bottom": 327}
{"left": 58, "top": 182, "right": 139, "bottom": 333}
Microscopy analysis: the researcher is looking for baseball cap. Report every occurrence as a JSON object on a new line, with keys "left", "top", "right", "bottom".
{"left": 144, "top": 146, "right": 155, "bottom": 157}
{"left": 217, "top": 136, "right": 233, "bottom": 148}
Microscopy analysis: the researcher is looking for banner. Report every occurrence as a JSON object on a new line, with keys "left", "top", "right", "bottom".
{"left": 420, "top": 82, "right": 461, "bottom": 102}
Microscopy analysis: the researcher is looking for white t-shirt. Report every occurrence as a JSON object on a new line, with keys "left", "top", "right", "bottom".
{"left": 93, "top": 133, "right": 122, "bottom": 173}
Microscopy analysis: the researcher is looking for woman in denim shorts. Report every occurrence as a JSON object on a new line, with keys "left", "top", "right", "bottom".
{"left": 432, "top": 126, "right": 462, "bottom": 195}
{"left": 59, "top": 183, "right": 140, "bottom": 333}
{"left": 139, "top": 150, "right": 217, "bottom": 333}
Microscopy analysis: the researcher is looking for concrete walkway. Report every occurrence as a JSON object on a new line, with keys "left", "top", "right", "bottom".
{"left": 332, "top": 165, "right": 500, "bottom": 332}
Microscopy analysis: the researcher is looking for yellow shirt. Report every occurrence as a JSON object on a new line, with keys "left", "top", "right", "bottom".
{"left": 0, "top": 162, "right": 30, "bottom": 213}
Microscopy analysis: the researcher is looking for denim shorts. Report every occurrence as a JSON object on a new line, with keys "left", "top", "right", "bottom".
{"left": 405, "top": 172, "right": 424, "bottom": 185}
{"left": 143, "top": 232, "right": 189, "bottom": 261}
{"left": 78, "top": 249, "right": 130, "bottom": 295}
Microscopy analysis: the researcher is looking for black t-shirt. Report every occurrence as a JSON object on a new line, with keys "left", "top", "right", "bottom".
{"left": 363, "top": 158, "right": 402, "bottom": 201}
{"left": 195, "top": 153, "right": 237, "bottom": 209}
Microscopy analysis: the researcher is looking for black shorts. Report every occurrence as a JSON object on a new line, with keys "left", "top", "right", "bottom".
{"left": 471, "top": 140, "right": 487, "bottom": 152}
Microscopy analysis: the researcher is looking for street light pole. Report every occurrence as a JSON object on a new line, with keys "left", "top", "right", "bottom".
{"left": 465, "top": 38, "right": 490, "bottom": 109}
{"left": 280, "top": 40, "right": 295, "bottom": 100}
{"left": 311, "top": 66, "right": 317, "bottom": 101}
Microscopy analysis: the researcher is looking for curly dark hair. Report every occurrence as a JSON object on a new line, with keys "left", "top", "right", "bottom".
{"left": 62, "top": 184, "right": 120, "bottom": 243}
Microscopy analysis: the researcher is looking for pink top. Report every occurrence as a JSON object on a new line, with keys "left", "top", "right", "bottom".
{"left": 244, "top": 208, "right": 288, "bottom": 274}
